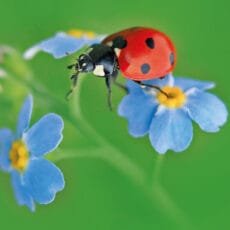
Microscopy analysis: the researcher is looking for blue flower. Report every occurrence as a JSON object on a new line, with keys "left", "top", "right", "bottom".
{"left": 0, "top": 95, "right": 65, "bottom": 211}
{"left": 118, "top": 74, "right": 228, "bottom": 154}
{"left": 24, "top": 29, "right": 105, "bottom": 59}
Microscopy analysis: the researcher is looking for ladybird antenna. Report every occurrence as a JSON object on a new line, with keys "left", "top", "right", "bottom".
{"left": 151, "top": 85, "right": 169, "bottom": 97}
{"left": 134, "top": 81, "right": 169, "bottom": 98}
{"left": 145, "top": 84, "right": 169, "bottom": 98}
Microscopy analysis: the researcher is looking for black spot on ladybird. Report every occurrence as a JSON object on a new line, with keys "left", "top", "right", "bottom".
{"left": 141, "top": 63, "right": 151, "bottom": 74}
{"left": 170, "top": 53, "right": 174, "bottom": 65}
{"left": 112, "top": 36, "right": 127, "bottom": 49}
{"left": 145, "top": 38, "right": 155, "bottom": 49}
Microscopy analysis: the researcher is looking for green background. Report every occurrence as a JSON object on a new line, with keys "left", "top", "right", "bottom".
{"left": 0, "top": 0, "right": 229, "bottom": 229}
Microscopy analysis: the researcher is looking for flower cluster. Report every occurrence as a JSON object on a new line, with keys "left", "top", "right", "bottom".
{"left": 0, "top": 28, "right": 228, "bottom": 213}
{"left": 0, "top": 95, "right": 65, "bottom": 211}
{"left": 118, "top": 74, "right": 228, "bottom": 154}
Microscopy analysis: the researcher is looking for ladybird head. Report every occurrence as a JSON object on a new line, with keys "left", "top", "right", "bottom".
{"left": 66, "top": 53, "right": 95, "bottom": 99}
{"left": 77, "top": 54, "right": 95, "bottom": 73}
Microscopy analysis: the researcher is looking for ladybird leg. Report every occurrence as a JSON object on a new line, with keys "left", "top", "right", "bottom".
{"left": 133, "top": 80, "right": 168, "bottom": 97}
{"left": 113, "top": 76, "right": 128, "bottom": 93}
{"left": 110, "top": 70, "right": 128, "bottom": 93}
{"left": 65, "top": 73, "right": 79, "bottom": 100}
{"left": 105, "top": 77, "right": 113, "bottom": 110}
{"left": 113, "top": 80, "right": 128, "bottom": 93}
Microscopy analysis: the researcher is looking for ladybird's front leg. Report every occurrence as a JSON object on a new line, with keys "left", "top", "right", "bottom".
{"left": 65, "top": 73, "right": 79, "bottom": 100}
{"left": 105, "top": 77, "right": 113, "bottom": 110}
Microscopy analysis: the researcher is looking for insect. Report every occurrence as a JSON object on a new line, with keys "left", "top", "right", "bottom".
{"left": 67, "top": 27, "right": 176, "bottom": 108}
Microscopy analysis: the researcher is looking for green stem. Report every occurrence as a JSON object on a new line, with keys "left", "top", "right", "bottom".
{"left": 151, "top": 185, "right": 193, "bottom": 229}
{"left": 51, "top": 146, "right": 192, "bottom": 229}
{"left": 49, "top": 146, "right": 146, "bottom": 187}
{"left": 150, "top": 156, "right": 192, "bottom": 229}
{"left": 151, "top": 155, "right": 164, "bottom": 183}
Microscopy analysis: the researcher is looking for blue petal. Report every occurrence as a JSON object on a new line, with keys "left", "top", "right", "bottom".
{"left": 17, "top": 95, "right": 33, "bottom": 138}
{"left": 23, "top": 158, "right": 65, "bottom": 204}
{"left": 118, "top": 91, "right": 158, "bottom": 137}
{"left": 174, "top": 77, "right": 215, "bottom": 91}
{"left": 23, "top": 113, "right": 64, "bottom": 157}
{"left": 185, "top": 89, "right": 228, "bottom": 132}
{"left": 24, "top": 32, "right": 103, "bottom": 59}
{"left": 149, "top": 108, "right": 193, "bottom": 154}
{"left": 0, "top": 128, "right": 14, "bottom": 172}
{"left": 11, "top": 171, "right": 35, "bottom": 211}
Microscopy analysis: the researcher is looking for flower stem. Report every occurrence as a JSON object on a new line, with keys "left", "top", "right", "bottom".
{"left": 49, "top": 146, "right": 146, "bottom": 187}
{"left": 151, "top": 155, "right": 164, "bottom": 183}
{"left": 150, "top": 156, "right": 193, "bottom": 229}
{"left": 151, "top": 185, "right": 193, "bottom": 229}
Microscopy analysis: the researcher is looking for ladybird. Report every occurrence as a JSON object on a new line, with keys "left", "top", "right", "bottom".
{"left": 68, "top": 27, "right": 176, "bottom": 108}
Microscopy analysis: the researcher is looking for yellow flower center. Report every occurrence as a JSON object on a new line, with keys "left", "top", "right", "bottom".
{"left": 10, "top": 140, "right": 29, "bottom": 172}
{"left": 67, "top": 29, "right": 96, "bottom": 39}
{"left": 157, "top": 86, "right": 186, "bottom": 108}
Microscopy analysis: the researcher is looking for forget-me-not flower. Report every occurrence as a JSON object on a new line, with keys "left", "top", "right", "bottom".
{"left": 24, "top": 29, "right": 105, "bottom": 59}
{"left": 118, "top": 74, "right": 228, "bottom": 154}
{"left": 0, "top": 95, "right": 65, "bottom": 211}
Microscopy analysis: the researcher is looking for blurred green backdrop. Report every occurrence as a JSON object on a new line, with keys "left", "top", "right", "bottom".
{"left": 0, "top": 0, "right": 230, "bottom": 229}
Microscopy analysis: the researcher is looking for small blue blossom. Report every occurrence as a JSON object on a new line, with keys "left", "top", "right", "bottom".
{"left": 118, "top": 74, "right": 228, "bottom": 154}
{"left": 24, "top": 30, "right": 105, "bottom": 59}
{"left": 0, "top": 95, "right": 65, "bottom": 211}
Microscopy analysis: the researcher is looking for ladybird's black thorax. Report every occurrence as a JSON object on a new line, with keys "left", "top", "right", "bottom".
{"left": 88, "top": 44, "right": 118, "bottom": 76}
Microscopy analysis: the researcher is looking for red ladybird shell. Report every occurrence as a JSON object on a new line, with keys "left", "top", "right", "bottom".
{"left": 103, "top": 27, "right": 176, "bottom": 80}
